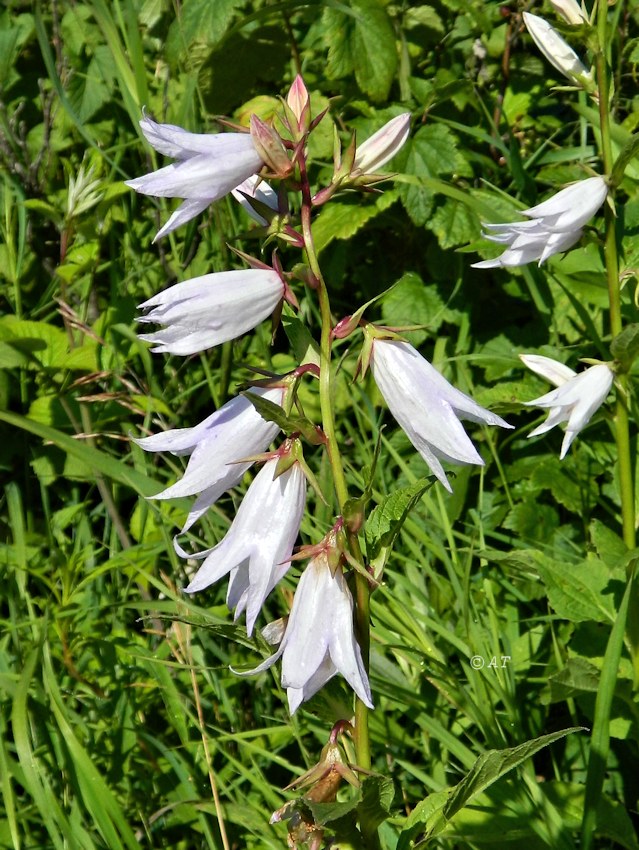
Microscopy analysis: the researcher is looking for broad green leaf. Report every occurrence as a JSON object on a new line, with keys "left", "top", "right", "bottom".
{"left": 323, "top": 0, "right": 397, "bottom": 101}
{"left": 381, "top": 272, "right": 447, "bottom": 343}
{"left": 397, "top": 728, "right": 583, "bottom": 848}
{"left": 166, "top": 0, "right": 246, "bottom": 67}
{"left": 399, "top": 125, "right": 459, "bottom": 226}
{"left": 545, "top": 656, "right": 600, "bottom": 703}
{"left": 429, "top": 198, "right": 479, "bottom": 248}
{"left": 534, "top": 554, "right": 620, "bottom": 624}
{"left": 0, "top": 316, "right": 97, "bottom": 372}
{"left": 312, "top": 194, "right": 395, "bottom": 254}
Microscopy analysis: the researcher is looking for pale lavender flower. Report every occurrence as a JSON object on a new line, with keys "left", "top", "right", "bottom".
{"left": 182, "top": 458, "right": 306, "bottom": 635}
{"left": 370, "top": 339, "right": 512, "bottom": 491}
{"left": 522, "top": 12, "right": 592, "bottom": 83}
{"left": 137, "top": 268, "right": 285, "bottom": 355}
{"left": 239, "top": 554, "right": 373, "bottom": 713}
{"left": 354, "top": 113, "right": 411, "bottom": 174}
{"left": 472, "top": 175, "right": 608, "bottom": 269}
{"left": 126, "top": 115, "right": 264, "bottom": 240}
{"left": 521, "top": 354, "right": 614, "bottom": 458}
{"left": 134, "top": 387, "right": 285, "bottom": 532}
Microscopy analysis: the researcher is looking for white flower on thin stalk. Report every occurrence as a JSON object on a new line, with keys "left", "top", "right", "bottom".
{"left": 126, "top": 115, "right": 264, "bottom": 241}
{"left": 133, "top": 387, "right": 285, "bottom": 532}
{"left": 238, "top": 551, "right": 373, "bottom": 714}
{"left": 522, "top": 12, "right": 592, "bottom": 84}
{"left": 370, "top": 339, "right": 512, "bottom": 491}
{"left": 181, "top": 455, "right": 306, "bottom": 636}
{"left": 354, "top": 113, "right": 411, "bottom": 174}
{"left": 472, "top": 175, "right": 608, "bottom": 269}
{"left": 137, "top": 268, "right": 285, "bottom": 355}
{"left": 521, "top": 354, "right": 614, "bottom": 458}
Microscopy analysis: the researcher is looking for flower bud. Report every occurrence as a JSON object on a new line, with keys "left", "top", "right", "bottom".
{"left": 249, "top": 115, "right": 292, "bottom": 177}
{"left": 547, "top": 0, "right": 589, "bottom": 25}
{"left": 522, "top": 12, "right": 592, "bottom": 85}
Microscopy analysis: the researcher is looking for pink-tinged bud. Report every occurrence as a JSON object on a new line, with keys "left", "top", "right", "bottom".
{"left": 286, "top": 75, "right": 311, "bottom": 133}
{"left": 547, "top": 0, "right": 589, "bottom": 25}
{"left": 249, "top": 115, "right": 292, "bottom": 177}
{"left": 353, "top": 113, "right": 411, "bottom": 174}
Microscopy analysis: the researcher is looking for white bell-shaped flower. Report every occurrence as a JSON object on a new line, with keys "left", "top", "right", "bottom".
{"left": 182, "top": 457, "right": 306, "bottom": 636}
{"left": 126, "top": 115, "right": 264, "bottom": 240}
{"left": 238, "top": 553, "right": 373, "bottom": 714}
{"left": 137, "top": 268, "right": 285, "bottom": 355}
{"left": 521, "top": 354, "right": 614, "bottom": 458}
{"left": 134, "top": 387, "right": 285, "bottom": 532}
{"left": 370, "top": 339, "right": 512, "bottom": 491}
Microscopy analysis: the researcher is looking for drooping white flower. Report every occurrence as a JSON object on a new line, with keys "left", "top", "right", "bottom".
{"left": 134, "top": 387, "right": 285, "bottom": 532}
{"left": 521, "top": 354, "right": 614, "bottom": 458}
{"left": 238, "top": 554, "right": 373, "bottom": 714}
{"left": 354, "top": 113, "right": 411, "bottom": 174}
{"left": 472, "top": 175, "right": 608, "bottom": 269}
{"left": 370, "top": 339, "right": 512, "bottom": 491}
{"left": 547, "top": 0, "right": 589, "bottom": 25}
{"left": 126, "top": 115, "right": 264, "bottom": 241}
{"left": 182, "top": 457, "right": 306, "bottom": 635}
{"left": 522, "top": 12, "right": 592, "bottom": 83}
{"left": 137, "top": 268, "right": 285, "bottom": 355}
{"left": 231, "top": 175, "right": 278, "bottom": 225}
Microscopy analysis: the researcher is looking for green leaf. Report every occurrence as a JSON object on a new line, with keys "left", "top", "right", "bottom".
{"left": 533, "top": 554, "right": 619, "bottom": 624}
{"left": 381, "top": 272, "right": 447, "bottom": 344}
{"left": 357, "top": 775, "right": 395, "bottom": 832}
{"left": 0, "top": 316, "right": 97, "bottom": 372}
{"left": 323, "top": 0, "right": 397, "bottom": 101}
{"left": 546, "top": 657, "right": 600, "bottom": 703}
{"left": 429, "top": 198, "right": 480, "bottom": 248}
{"left": 312, "top": 194, "right": 394, "bottom": 255}
{"left": 166, "top": 0, "right": 246, "bottom": 68}
{"left": 399, "top": 125, "right": 459, "bottom": 226}
{"left": 397, "top": 728, "right": 584, "bottom": 848}
{"left": 366, "top": 478, "right": 435, "bottom": 576}
{"left": 610, "top": 323, "right": 639, "bottom": 371}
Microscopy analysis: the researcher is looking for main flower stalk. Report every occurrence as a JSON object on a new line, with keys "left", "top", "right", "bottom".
{"left": 298, "top": 152, "right": 373, "bottom": 775}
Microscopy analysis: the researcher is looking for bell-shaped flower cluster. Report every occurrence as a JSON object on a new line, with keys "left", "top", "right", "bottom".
{"left": 472, "top": 176, "right": 608, "bottom": 269}
{"left": 521, "top": 354, "right": 614, "bottom": 458}
{"left": 126, "top": 84, "right": 419, "bottom": 712}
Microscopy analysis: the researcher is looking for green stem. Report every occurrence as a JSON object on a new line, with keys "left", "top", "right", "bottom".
{"left": 596, "top": 7, "right": 635, "bottom": 552}
{"left": 298, "top": 158, "right": 373, "bottom": 778}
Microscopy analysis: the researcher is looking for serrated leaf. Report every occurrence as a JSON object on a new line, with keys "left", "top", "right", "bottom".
{"left": 429, "top": 198, "right": 479, "bottom": 248}
{"left": 323, "top": 0, "right": 397, "bottom": 101}
{"left": 530, "top": 457, "right": 582, "bottom": 513}
{"left": 534, "top": 555, "right": 619, "bottom": 624}
{"left": 589, "top": 519, "right": 628, "bottom": 569}
{"left": 312, "top": 198, "right": 385, "bottom": 255}
{"left": 399, "top": 125, "right": 458, "bottom": 226}
{"left": 381, "top": 272, "right": 446, "bottom": 343}
{"left": 398, "top": 728, "right": 583, "bottom": 849}
{"left": 366, "top": 478, "right": 434, "bottom": 576}
{"left": 546, "top": 657, "right": 600, "bottom": 703}
{"left": 166, "top": 0, "right": 245, "bottom": 68}
{"left": 357, "top": 775, "right": 395, "bottom": 831}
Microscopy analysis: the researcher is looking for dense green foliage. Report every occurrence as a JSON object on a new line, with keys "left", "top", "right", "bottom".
{"left": 1, "top": 0, "right": 639, "bottom": 847}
